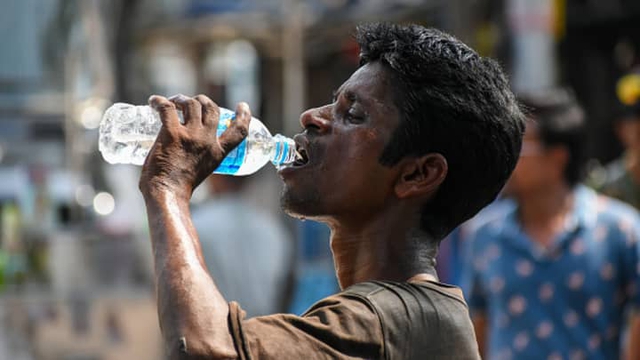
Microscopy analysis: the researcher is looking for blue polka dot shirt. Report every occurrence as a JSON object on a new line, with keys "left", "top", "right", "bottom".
{"left": 461, "top": 186, "right": 640, "bottom": 360}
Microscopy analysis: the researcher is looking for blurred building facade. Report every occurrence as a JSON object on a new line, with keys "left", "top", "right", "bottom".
{"left": 562, "top": 0, "right": 640, "bottom": 163}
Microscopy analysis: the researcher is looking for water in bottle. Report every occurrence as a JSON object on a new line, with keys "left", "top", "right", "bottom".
{"left": 99, "top": 103, "right": 297, "bottom": 176}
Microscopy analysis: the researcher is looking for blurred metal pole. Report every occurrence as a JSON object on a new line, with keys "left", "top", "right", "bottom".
{"left": 282, "top": 0, "right": 306, "bottom": 135}
{"left": 63, "top": 0, "right": 115, "bottom": 172}
{"left": 64, "top": 49, "right": 79, "bottom": 171}
{"left": 114, "top": 0, "right": 138, "bottom": 103}
{"left": 82, "top": 0, "right": 115, "bottom": 99}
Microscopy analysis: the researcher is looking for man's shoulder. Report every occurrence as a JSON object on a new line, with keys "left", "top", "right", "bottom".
{"left": 336, "top": 280, "right": 479, "bottom": 359}
{"left": 584, "top": 188, "right": 640, "bottom": 226}
{"left": 338, "top": 280, "right": 475, "bottom": 333}
{"left": 571, "top": 187, "right": 640, "bottom": 249}
{"left": 341, "top": 280, "right": 467, "bottom": 309}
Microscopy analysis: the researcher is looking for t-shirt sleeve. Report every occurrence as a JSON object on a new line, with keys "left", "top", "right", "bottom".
{"left": 228, "top": 293, "right": 384, "bottom": 360}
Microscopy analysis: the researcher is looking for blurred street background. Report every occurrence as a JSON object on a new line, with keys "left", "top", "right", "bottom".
{"left": 1, "top": 0, "right": 640, "bottom": 359}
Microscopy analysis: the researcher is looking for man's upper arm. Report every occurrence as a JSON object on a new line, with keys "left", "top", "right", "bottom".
{"left": 228, "top": 294, "right": 384, "bottom": 360}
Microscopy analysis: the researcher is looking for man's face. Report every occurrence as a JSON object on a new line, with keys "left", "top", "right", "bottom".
{"left": 278, "top": 62, "right": 401, "bottom": 223}
{"left": 504, "top": 124, "right": 565, "bottom": 198}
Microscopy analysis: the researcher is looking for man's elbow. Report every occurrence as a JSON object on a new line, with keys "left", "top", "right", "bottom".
{"left": 166, "top": 336, "right": 238, "bottom": 360}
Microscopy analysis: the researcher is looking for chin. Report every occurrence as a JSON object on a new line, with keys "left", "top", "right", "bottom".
{"left": 279, "top": 184, "right": 325, "bottom": 219}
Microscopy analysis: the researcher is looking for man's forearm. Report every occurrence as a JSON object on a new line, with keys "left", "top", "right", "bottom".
{"left": 144, "top": 189, "right": 237, "bottom": 360}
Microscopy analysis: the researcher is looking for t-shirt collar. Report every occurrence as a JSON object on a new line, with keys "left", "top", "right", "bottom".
{"left": 501, "top": 185, "right": 596, "bottom": 259}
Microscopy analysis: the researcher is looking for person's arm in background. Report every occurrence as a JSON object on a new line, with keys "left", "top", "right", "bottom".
{"left": 139, "top": 94, "right": 250, "bottom": 359}
{"left": 471, "top": 313, "right": 488, "bottom": 358}
{"left": 627, "top": 312, "right": 640, "bottom": 360}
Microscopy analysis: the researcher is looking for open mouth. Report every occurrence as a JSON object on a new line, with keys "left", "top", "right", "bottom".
{"left": 292, "top": 145, "right": 309, "bottom": 167}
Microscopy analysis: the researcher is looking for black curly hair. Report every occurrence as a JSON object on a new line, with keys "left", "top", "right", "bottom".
{"left": 356, "top": 23, "right": 525, "bottom": 239}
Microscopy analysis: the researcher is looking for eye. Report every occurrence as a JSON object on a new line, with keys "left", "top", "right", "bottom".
{"left": 345, "top": 109, "right": 365, "bottom": 124}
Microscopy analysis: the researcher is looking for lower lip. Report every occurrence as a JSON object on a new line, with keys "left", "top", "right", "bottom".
{"left": 277, "top": 162, "right": 309, "bottom": 177}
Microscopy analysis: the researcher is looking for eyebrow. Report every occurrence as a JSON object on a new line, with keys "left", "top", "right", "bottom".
{"left": 344, "top": 90, "right": 358, "bottom": 102}
{"left": 332, "top": 87, "right": 358, "bottom": 103}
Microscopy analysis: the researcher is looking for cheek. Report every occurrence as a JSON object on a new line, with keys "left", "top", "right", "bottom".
{"left": 324, "top": 140, "right": 390, "bottom": 194}
{"left": 333, "top": 131, "right": 387, "bottom": 165}
{"left": 364, "top": 128, "right": 379, "bottom": 142}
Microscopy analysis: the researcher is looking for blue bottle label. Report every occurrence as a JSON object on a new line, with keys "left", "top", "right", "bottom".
{"left": 274, "top": 138, "right": 289, "bottom": 165}
{"left": 213, "top": 109, "right": 247, "bottom": 175}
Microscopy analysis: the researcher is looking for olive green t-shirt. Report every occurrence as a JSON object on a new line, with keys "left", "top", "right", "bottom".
{"left": 229, "top": 280, "right": 481, "bottom": 359}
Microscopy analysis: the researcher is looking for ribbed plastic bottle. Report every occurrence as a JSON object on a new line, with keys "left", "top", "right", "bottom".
{"left": 98, "top": 103, "right": 296, "bottom": 176}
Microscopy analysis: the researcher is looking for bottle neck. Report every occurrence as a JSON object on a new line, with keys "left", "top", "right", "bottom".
{"left": 270, "top": 134, "right": 296, "bottom": 166}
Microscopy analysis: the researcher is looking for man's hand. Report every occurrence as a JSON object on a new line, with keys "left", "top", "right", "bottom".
{"left": 139, "top": 94, "right": 251, "bottom": 200}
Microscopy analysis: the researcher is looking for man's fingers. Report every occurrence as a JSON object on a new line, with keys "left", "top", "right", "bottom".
{"left": 219, "top": 102, "right": 251, "bottom": 153}
{"left": 169, "top": 94, "right": 202, "bottom": 127}
{"left": 149, "top": 95, "right": 180, "bottom": 130}
{"left": 194, "top": 94, "right": 219, "bottom": 128}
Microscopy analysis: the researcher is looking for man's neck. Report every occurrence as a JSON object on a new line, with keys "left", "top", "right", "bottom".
{"left": 517, "top": 183, "right": 575, "bottom": 247}
{"left": 328, "top": 209, "right": 438, "bottom": 289}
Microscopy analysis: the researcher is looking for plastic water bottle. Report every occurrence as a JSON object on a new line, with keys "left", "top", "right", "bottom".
{"left": 98, "top": 103, "right": 297, "bottom": 176}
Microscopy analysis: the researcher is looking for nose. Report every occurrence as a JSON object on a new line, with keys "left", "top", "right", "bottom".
{"left": 300, "top": 104, "right": 332, "bottom": 133}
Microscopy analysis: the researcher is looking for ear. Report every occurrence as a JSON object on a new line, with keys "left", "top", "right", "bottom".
{"left": 394, "top": 153, "right": 448, "bottom": 200}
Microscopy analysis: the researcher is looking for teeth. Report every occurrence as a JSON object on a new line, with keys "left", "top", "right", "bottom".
{"left": 295, "top": 149, "right": 304, "bottom": 160}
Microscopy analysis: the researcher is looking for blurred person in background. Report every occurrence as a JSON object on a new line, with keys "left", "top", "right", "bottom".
{"left": 462, "top": 89, "right": 640, "bottom": 360}
{"left": 138, "top": 23, "right": 524, "bottom": 359}
{"left": 591, "top": 69, "right": 640, "bottom": 209}
{"left": 191, "top": 175, "right": 294, "bottom": 317}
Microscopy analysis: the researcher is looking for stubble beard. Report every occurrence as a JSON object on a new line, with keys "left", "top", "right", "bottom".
{"left": 279, "top": 182, "right": 324, "bottom": 219}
